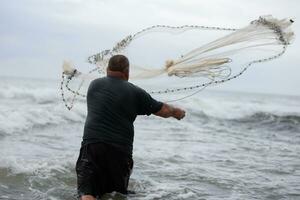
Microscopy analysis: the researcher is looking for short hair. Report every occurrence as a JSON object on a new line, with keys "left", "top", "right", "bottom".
{"left": 108, "top": 55, "right": 129, "bottom": 72}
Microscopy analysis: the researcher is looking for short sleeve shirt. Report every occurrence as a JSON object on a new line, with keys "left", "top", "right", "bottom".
{"left": 82, "top": 76, "right": 163, "bottom": 154}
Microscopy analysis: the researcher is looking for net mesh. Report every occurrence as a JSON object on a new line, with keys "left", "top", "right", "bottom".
{"left": 60, "top": 15, "right": 294, "bottom": 110}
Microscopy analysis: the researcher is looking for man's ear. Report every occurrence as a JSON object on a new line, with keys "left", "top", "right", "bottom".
{"left": 123, "top": 67, "right": 129, "bottom": 81}
{"left": 124, "top": 70, "right": 129, "bottom": 81}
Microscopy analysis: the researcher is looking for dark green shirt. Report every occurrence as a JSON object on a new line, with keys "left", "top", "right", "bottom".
{"left": 82, "top": 76, "right": 163, "bottom": 155}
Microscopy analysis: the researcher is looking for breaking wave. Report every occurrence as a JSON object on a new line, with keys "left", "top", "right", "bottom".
{"left": 234, "top": 112, "right": 300, "bottom": 124}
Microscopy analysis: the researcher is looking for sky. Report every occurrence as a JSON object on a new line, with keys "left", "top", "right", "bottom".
{"left": 0, "top": 0, "right": 299, "bottom": 96}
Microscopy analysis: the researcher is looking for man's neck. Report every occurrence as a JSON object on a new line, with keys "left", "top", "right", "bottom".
{"left": 107, "top": 69, "right": 128, "bottom": 81}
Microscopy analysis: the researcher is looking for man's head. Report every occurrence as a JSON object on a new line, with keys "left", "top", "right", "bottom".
{"left": 107, "top": 55, "right": 129, "bottom": 80}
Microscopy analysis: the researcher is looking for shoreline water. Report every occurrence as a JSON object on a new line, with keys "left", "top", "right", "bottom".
{"left": 0, "top": 77, "right": 299, "bottom": 199}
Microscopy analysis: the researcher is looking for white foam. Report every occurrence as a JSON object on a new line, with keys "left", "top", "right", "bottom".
{"left": 0, "top": 124, "right": 82, "bottom": 175}
{"left": 0, "top": 101, "right": 86, "bottom": 135}
{"left": 177, "top": 191, "right": 196, "bottom": 199}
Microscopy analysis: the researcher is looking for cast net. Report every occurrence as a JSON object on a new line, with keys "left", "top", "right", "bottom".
{"left": 60, "top": 15, "right": 294, "bottom": 110}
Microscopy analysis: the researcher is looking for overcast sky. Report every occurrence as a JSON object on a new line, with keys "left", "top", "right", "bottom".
{"left": 0, "top": 0, "right": 299, "bottom": 96}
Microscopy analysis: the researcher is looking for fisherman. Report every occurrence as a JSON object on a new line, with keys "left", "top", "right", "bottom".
{"left": 76, "top": 55, "right": 186, "bottom": 200}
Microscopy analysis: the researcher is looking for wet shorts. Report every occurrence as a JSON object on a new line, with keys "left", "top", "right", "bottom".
{"left": 75, "top": 142, "right": 133, "bottom": 198}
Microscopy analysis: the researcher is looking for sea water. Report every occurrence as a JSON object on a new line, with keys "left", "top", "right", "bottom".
{"left": 0, "top": 76, "right": 299, "bottom": 200}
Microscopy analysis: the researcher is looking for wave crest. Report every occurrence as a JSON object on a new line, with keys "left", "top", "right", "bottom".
{"left": 236, "top": 112, "right": 300, "bottom": 123}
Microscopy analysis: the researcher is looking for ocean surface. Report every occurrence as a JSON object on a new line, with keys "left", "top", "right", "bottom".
{"left": 0, "top": 76, "right": 299, "bottom": 200}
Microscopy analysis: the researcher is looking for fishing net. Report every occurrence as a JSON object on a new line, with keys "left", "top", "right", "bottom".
{"left": 60, "top": 15, "right": 294, "bottom": 110}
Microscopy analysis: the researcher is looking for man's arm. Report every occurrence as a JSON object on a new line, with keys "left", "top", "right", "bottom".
{"left": 154, "top": 103, "right": 186, "bottom": 120}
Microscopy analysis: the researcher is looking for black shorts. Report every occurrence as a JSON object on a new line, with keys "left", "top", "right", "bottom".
{"left": 75, "top": 142, "right": 133, "bottom": 198}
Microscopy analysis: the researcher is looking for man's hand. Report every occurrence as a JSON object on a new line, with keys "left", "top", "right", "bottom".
{"left": 155, "top": 103, "right": 186, "bottom": 120}
{"left": 173, "top": 107, "right": 186, "bottom": 120}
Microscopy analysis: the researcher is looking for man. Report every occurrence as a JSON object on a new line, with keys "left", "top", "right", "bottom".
{"left": 76, "top": 55, "right": 186, "bottom": 200}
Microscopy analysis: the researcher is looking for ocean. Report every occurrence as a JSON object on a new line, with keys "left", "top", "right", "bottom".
{"left": 0, "top": 76, "right": 299, "bottom": 200}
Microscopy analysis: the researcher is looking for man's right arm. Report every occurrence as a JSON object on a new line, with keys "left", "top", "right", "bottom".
{"left": 154, "top": 103, "right": 186, "bottom": 120}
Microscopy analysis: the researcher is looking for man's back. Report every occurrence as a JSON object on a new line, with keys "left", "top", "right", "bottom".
{"left": 83, "top": 76, "right": 162, "bottom": 153}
